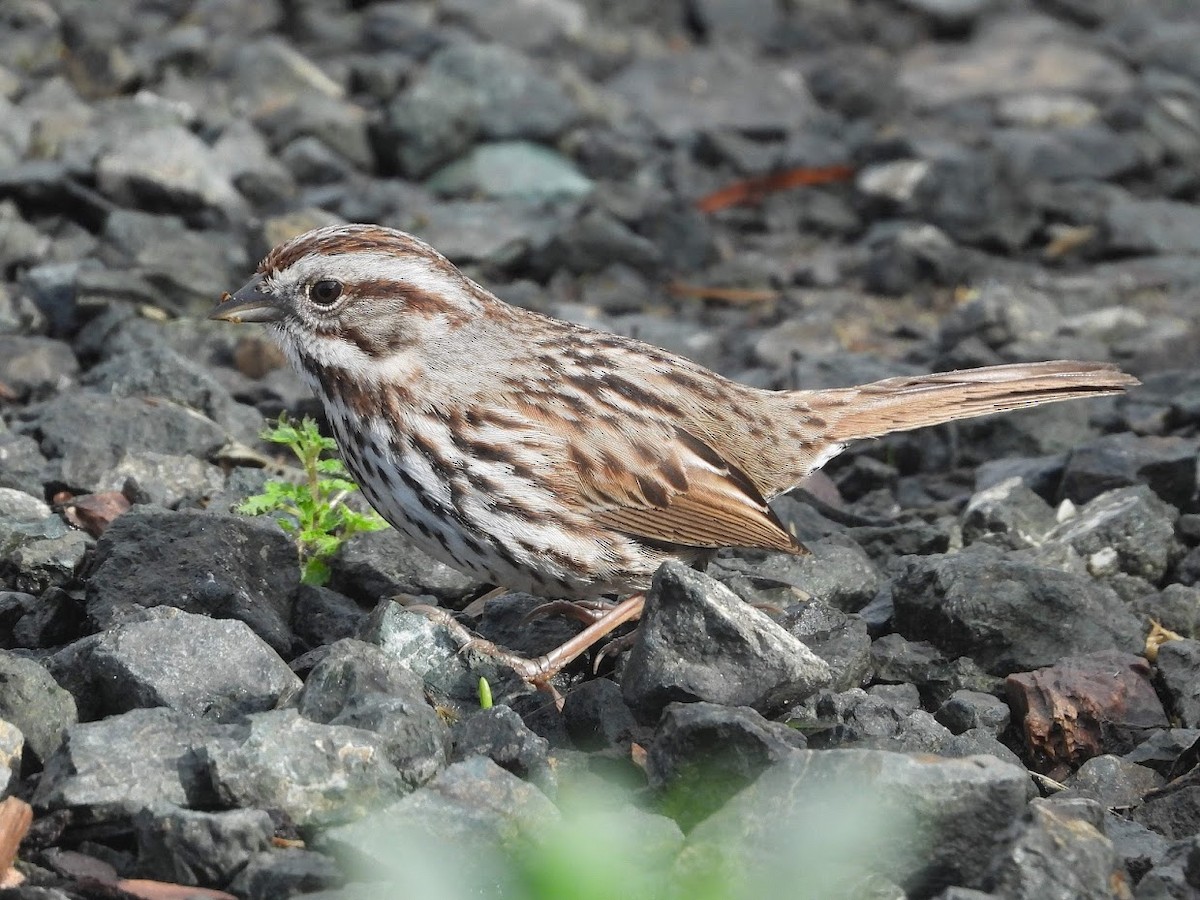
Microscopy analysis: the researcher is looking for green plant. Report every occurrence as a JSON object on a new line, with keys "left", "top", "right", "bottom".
{"left": 238, "top": 414, "right": 386, "bottom": 586}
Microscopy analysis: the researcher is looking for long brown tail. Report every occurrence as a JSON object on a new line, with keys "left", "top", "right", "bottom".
{"left": 801, "top": 360, "right": 1138, "bottom": 443}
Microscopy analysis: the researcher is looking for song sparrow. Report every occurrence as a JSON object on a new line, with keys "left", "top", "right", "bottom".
{"left": 212, "top": 224, "right": 1137, "bottom": 682}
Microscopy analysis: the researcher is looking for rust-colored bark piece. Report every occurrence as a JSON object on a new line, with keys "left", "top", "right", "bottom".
{"left": 695, "top": 164, "right": 856, "bottom": 212}
{"left": 63, "top": 491, "right": 132, "bottom": 537}
{"left": 0, "top": 797, "right": 32, "bottom": 883}
{"left": 1006, "top": 651, "right": 1168, "bottom": 773}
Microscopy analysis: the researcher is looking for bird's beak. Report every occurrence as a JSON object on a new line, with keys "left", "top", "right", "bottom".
{"left": 209, "top": 274, "right": 285, "bottom": 324}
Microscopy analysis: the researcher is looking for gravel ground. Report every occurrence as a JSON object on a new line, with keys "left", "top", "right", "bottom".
{"left": 2, "top": 1, "right": 1200, "bottom": 898}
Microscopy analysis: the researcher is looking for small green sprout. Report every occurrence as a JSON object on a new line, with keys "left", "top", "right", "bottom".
{"left": 238, "top": 414, "right": 387, "bottom": 586}
{"left": 478, "top": 677, "right": 493, "bottom": 710}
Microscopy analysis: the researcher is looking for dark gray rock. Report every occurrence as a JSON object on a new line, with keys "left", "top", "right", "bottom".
{"left": 381, "top": 41, "right": 579, "bottom": 177}
{"left": 1123, "top": 729, "right": 1200, "bottom": 778}
{"left": 298, "top": 638, "right": 448, "bottom": 787}
{"left": 134, "top": 803, "right": 274, "bottom": 888}
{"left": 982, "top": 798, "right": 1126, "bottom": 900}
{"left": 1062, "top": 755, "right": 1165, "bottom": 808}
{"left": 291, "top": 585, "right": 367, "bottom": 649}
{"left": 646, "top": 701, "right": 804, "bottom": 830}
{"left": 46, "top": 609, "right": 300, "bottom": 723}
{"left": 0, "top": 650, "right": 76, "bottom": 767}
{"left": 81, "top": 344, "right": 264, "bottom": 443}
{"left": 779, "top": 599, "right": 872, "bottom": 692}
{"left": 622, "top": 561, "right": 831, "bottom": 721}
{"left": 1045, "top": 486, "right": 1179, "bottom": 586}
{"left": 712, "top": 534, "right": 883, "bottom": 614}
{"left": 1105, "top": 815, "right": 1169, "bottom": 885}
{"left": 329, "top": 527, "right": 486, "bottom": 606}
{"left": 0, "top": 509, "right": 91, "bottom": 594}
{"left": 935, "top": 690, "right": 1011, "bottom": 736}
{"left": 86, "top": 507, "right": 299, "bottom": 656}
{"left": 685, "top": 749, "right": 1029, "bottom": 896}
{"left": 1106, "top": 197, "right": 1200, "bottom": 256}
{"left": 207, "top": 709, "right": 413, "bottom": 828}
{"left": 560, "top": 677, "right": 640, "bottom": 751}
{"left": 960, "top": 476, "right": 1057, "bottom": 548}
{"left": 1156, "top": 639, "right": 1200, "bottom": 728}
{"left": 0, "top": 335, "right": 78, "bottom": 397}
{"left": 226, "top": 848, "right": 345, "bottom": 900}
{"left": 1131, "top": 585, "right": 1200, "bottom": 640}
{"left": 1059, "top": 433, "right": 1199, "bottom": 509}
{"left": 1133, "top": 787, "right": 1200, "bottom": 842}
{"left": 474, "top": 592, "right": 584, "bottom": 659}
{"left": 6, "top": 586, "right": 85, "bottom": 650}
{"left": 531, "top": 207, "right": 659, "bottom": 275}
{"left": 891, "top": 545, "right": 1143, "bottom": 675}
{"left": 1131, "top": 833, "right": 1200, "bottom": 898}
{"left": 451, "top": 705, "right": 553, "bottom": 792}
{"left": 32, "top": 708, "right": 238, "bottom": 825}
{"left": 871, "top": 633, "right": 1003, "bottom": 709}
{"left": 994, "top": 125, "right": 1142, "bottom": 183}
{"left": 315, "top": 756, "right": 558, "bottom": 880}
{"left": 0, "top": 432, "right": 51, "bottom": 497}
{"left": 16, "top": 391, "right": 228, "bottom": 494}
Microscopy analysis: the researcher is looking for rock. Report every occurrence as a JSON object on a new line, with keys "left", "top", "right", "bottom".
{"left": 622, "top": 562, "right": 831, "bottom": 721}
{"left": 329, "top": 527, "right": 486, "bottom": 607}
{"left": 871, "top": 634, "right": 1003, "bottom": 709}
{"left": 560, "top": 677, "right": 640, "bottom": 751}
{"left": 646, "top": 701, "right": 805, "bottom": 830}
{"left": 1105, "top": 815, "right": 1169, "bottom": 885}
{"left": 1044, "top": 486, "right": 1179, "bottom": 586}
{"left": 297, "top": 638, "right": 448, "bottom": 788}
{"left": 684, "top": 749, "right": 1029, "bottom": 895}
{"left": 15, "top": 391, "right": 228, "bottom": 495}
{"left": 451, "top": 705, "right": 553, "bottom": 792}
{"left": 226, "top": 848, "right": 344, "bottom": 900}
{"left": 0, "top": 335, "right": 78, "bottom": 397}
{"left": 426, "top": 141, "right": 593, "bottom": 201}
{"left": 1106, "top": 197, "right": 1200, "bottom": 256}
{"left": 1059, "top": 433, "right": 1199, "bottom": 509}
{"left": 779, "top": 599, "right": 872, "bottom": 692}
{"left": 1062, "top": 755, "right": 1165, "bottom": 808}
{"left": 1156, "top": 639, "right": 1200, "bottom": 728}
{"left": 960, "top": 477, "right": 1057, "bottom": 548}
{"left": 712, "top": 534, "right": 883, "bottom": 614}
{"left": 1123, "top": 729, "right": 1200, "bottom": 778}
{"left": 473, "top": 592, "right": 584, "bottom": 660}
{"left": 0, "top": 718, "right": 19, "bottom": 794}
{"left": 46, "top": 609, "right": 300, "bottom": 723}
{"left": 85, "top": 507, "right": 300, "bottom": 656}
{"left": 532, "top": 207, "right": 660, "bottom": 275}
{"left": 291, "top": 585, "right": 367, "bottom": 649}
{"left": 0, "top": 432, "right": 51, "bottom": 498}
{"left": 207, "top": 709, "right": 413, "bottom": 828}
{"left": 32, "top": 708, "right": 238, "bottom": 825}
{"left": 134, "top": 803, "right": 274, "bottom": 888}
{"left": 935, "top": 690, "right": 1011, "bottom": 736}
{"left": 0, "top": 649, "right": 77, "bottom": 766}
{"left": 1131, "top": 585, "right": 1200, "bottom": 640}
{"left": 1005, "top": 652, "right": 1168, "bottom": 771}
{"left": 1133, "top": 787, "right": 1200, "bottom": 842}
{"left": 0, "top": 509, "right": 91, "bottom": 594}
{"left": 980, "top": 798, "right": 1127, "bottom": 900}
{"left": 315, "top": 756, "right": 558, "bottom": 880}
{"left": 891, "top": 545, "right": 1143, "bottom": 675}
{"left": 993, "top": 125, "right": 1142, "bottom": 183}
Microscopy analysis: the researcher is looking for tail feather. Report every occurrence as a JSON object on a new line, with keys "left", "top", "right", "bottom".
{"left": 801, "top": 360, "right": 1138, "bottom": 443}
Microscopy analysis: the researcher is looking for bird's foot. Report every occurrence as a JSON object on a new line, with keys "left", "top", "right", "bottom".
{"left": 521, "top": 598, "right": 617, "bottom": 626}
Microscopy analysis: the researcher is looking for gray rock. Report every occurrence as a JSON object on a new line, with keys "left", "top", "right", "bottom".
{"left": 1133, "top": 787, "right": 1200, "bottom": 842}
{"left": 685, "top": 749, "right": 1029, "bottom": 895}
{"left": 713, "top": 534, "right": 883, "bottom": 614}
{"left": 473, "top": 591, "right": 584, "bottom": 659}
{"left": 0, "top": 432, "right": 51, "bottom": 497}
{"left": 298, "top": 638, "right": 448, "bottom": 787}
{"left": 1105, "top": 815, "right": 1169, "bottom": 885}
{"left": 0, "top": 718, "right": 18, "bottom": 795}
{"left": 1107, "top": 197, "right": 1200, "bottom": 256}
{"left": 33, "top": 708, "right": 239, "bottom": 825}
{"left": 330, "top": 527, "right": 486, "bottom": 606}
{"left": 891, "top": 545, "right": 1143, "bottom": 675}
{"left": 993, "top": 125, "right": 1143, "bottom": 183}
{"left": 207, "top": 709, "right": 413, "bottom": 828}
{"left": 291, "top": 585, "right": 367, "bottom": 649}
{"left": 0, "top": 649, "right": 77, "bottom": 766}
{"left": 779, "top": 599, "right": 872, "bottom": 693}
{"left": 645, "top": 701, "right": 804, "bottom": 830}
{"left": 1131, "top": 585, "right": 1200, "bottom": 640}
{"left": 95, "top": 126, "right": 248, "bottom": 219}
{"left": 531, "top": 207, "right": 659, "bottom": 274}
{"left": 1156, "top": 639, "right": 1200, "bottom": 728}
{"left": 1062, "top": 755, "right": 1165, "bottom": 808}
{"left": 622, "top": 561, "right": 831, "bottom": 721}
{"left": 1059, "top": 433, "right": 1199, "bottom": 509}
{"left": 0, "top": 510, "right": 92, "bottom": 594}
{"left": 315, "top": 756, "right": 558, "bottom": 879}
{"left": 982, "top": 798, "right": 1125, "bottom": 900}
{"left": 935, "top": 690, "right": 1011, "bottom": 736}
{"left": 871, "top": 634, "right": 1003, "bottom": 709}
{"left": 1045, "top": 485, "right": 1179, "bottom": 585}
{"left": 226, "top": 848, "right": 344, "bottom": 900}
{"left": 0, "top": 335, "right": 78, "bottom": 396}
{"left": 560, "top": 677, "right": 640, "bottom": 751}
{"left": 960, "top": 476, "right": 1058, "bottom": 548}
{"left": 47, "top": 609, "right": 300, "bottom": 723}
{"left": 135, "top": 803, "right": 275, "bottom": 888}
{"left": 608, "top": 48, "right": 817, "bottom": 139}
{"left": 86, "top": 507, "right": 299, "bottom": 656}
{"left": 451, "top": 705, "right": 553, "bottom": 793}
{"left": 426, "top": 141, "right": 593, "bottom": 202}
{"left": 16, "top": 391, "right": 228, "bottom": 494}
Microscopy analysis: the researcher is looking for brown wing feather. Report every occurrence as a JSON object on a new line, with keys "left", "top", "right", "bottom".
{"left": 577, "top": 425, "right": 807, "bottom": 555}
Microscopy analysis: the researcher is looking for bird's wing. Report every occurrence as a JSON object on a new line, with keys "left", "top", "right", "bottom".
{"left": 559, "top": 418, "right": 807, "bottom": 555}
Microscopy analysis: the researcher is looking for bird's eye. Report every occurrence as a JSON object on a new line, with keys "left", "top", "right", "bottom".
{"left": 310, "top": 280, "right": 343, "bottom": 306}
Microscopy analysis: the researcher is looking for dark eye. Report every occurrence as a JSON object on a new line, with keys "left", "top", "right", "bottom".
{"left": 310, "top": 280, "right": 343, "bottom": 306}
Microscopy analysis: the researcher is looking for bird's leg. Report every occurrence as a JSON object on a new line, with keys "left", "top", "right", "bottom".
{"left": 409, "top": 594, "right": 646, "bottom": 700}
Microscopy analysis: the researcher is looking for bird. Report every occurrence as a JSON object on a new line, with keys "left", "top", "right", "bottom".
{"left": 211, "top": 223, "right": 1139, "bottom": 684}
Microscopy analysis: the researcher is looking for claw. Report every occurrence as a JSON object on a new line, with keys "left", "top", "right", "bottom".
{"left": 522, "top": 598, "right": 616, "bottom": 626}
